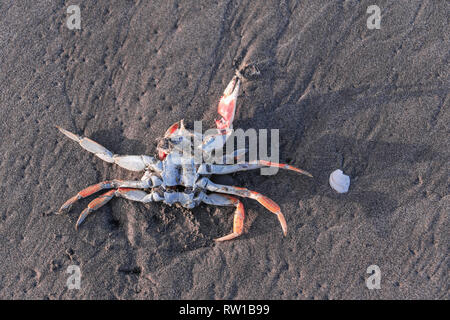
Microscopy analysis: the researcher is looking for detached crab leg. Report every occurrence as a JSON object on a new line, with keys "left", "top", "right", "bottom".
{"left": 56, "top": 126, "right": 158, "bottom": 172}
{"left": 198, "top": 160, "right": 313, "bottom": 177}
{"left": 202, "top": 193, "right": 245, "bottom": 241}
{"left": 75, "top": 188, "right": 161, "bottom": 229}
{"left": 198, "top": 178, "right": 287, "bottom": 236}
{"left": 58, "top": 180, "right": 152, "bottom": 213}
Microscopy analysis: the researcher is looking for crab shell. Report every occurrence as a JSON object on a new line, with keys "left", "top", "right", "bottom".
{"left": 56, "top": 73, "right": 312, "bottom": 241}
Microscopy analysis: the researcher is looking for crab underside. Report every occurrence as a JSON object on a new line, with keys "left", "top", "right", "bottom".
{"left": 57, "top": 73, "right": 312, "bottom": 241}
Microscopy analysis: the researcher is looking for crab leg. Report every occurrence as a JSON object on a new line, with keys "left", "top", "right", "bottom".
{"left": 198, "top": 178, "right": 287, "bottom": 236}
{"left": 75, "top": 189, "right": 115, "bottom": 229}
{"left": 58, "top": 180, "right": 152, "bottom": 213}
{"left": 75, "top": 188, "right": 160, "bottom": 229}
{"left": 202, "top": 193, "right": 245, "bottom": 241}
{"left": 57, "top": 126, "right": 158, "bottom": 172}
{"left": 198, "top": 160, "right": 313, "bottom": 177}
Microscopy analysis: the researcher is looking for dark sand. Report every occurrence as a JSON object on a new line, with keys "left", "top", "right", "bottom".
{"left": 0, "top": 1, "right": 448, "bottom": 299}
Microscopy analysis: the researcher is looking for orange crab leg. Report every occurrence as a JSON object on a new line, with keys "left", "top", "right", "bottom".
{"left": 75, "top": 189, "right": 116, "bottom": 229}
{"left": 201, "top": 180, "right": 287, "bottom": 236}
{"left": 59, "top": 181, "right": 114, "bottom": 212}
{"left": 216, "top": 198, "right": 245, "bottom": 242}
{"left": 202, "top": 193, "right": 245, "bottom": 241}
{"left": 59, "top": 180, "right": 151, "bottom": 213}
{"left": 75, "top": 188, "right": 156, "bottom": 229}
{"left": 255, "top": 160, "right": 313, "bottom": 177}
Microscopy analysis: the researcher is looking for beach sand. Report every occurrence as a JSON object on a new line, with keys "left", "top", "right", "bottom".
{"left": 0, "top": 0, "right": 448, "bottom": 299}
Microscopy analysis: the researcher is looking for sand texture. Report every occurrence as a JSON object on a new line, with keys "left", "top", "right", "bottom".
{"left": 0, "top": 0, "right": 448, "bottom": 299}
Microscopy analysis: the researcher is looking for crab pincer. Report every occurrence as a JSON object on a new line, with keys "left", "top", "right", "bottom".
{"left": 215, "top": 74, "right": 241, "bottom": 130}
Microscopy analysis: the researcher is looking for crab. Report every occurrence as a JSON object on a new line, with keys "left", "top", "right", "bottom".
{"left": 56, "top": 72, "right": 312, "bottom": 241}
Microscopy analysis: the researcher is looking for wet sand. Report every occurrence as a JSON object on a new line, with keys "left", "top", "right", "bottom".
{"left": 0, "top": 0, "right": 448, "bottom": 299}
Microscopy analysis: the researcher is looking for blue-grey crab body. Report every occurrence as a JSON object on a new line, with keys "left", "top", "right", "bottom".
{"left": 57, "top": 74, "right": 312, "bottom": 241}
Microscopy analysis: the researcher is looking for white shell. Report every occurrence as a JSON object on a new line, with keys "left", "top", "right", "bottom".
{"left": 329, "top": 169, "right": 350, "bottom": 193}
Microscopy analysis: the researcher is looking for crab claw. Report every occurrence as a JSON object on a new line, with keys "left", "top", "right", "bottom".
{"left": 215, "top": 75, "right": 240, "bottom": 130}
{"left": 164, "top": 121, "right": 180, "bottom": 138}
{"left": 157, "top": 121, "right": 180, "bottom": 160}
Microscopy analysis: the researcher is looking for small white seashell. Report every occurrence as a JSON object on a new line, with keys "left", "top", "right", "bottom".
{"left": 329, "top": 169, "right": 350, "bottom": 193}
